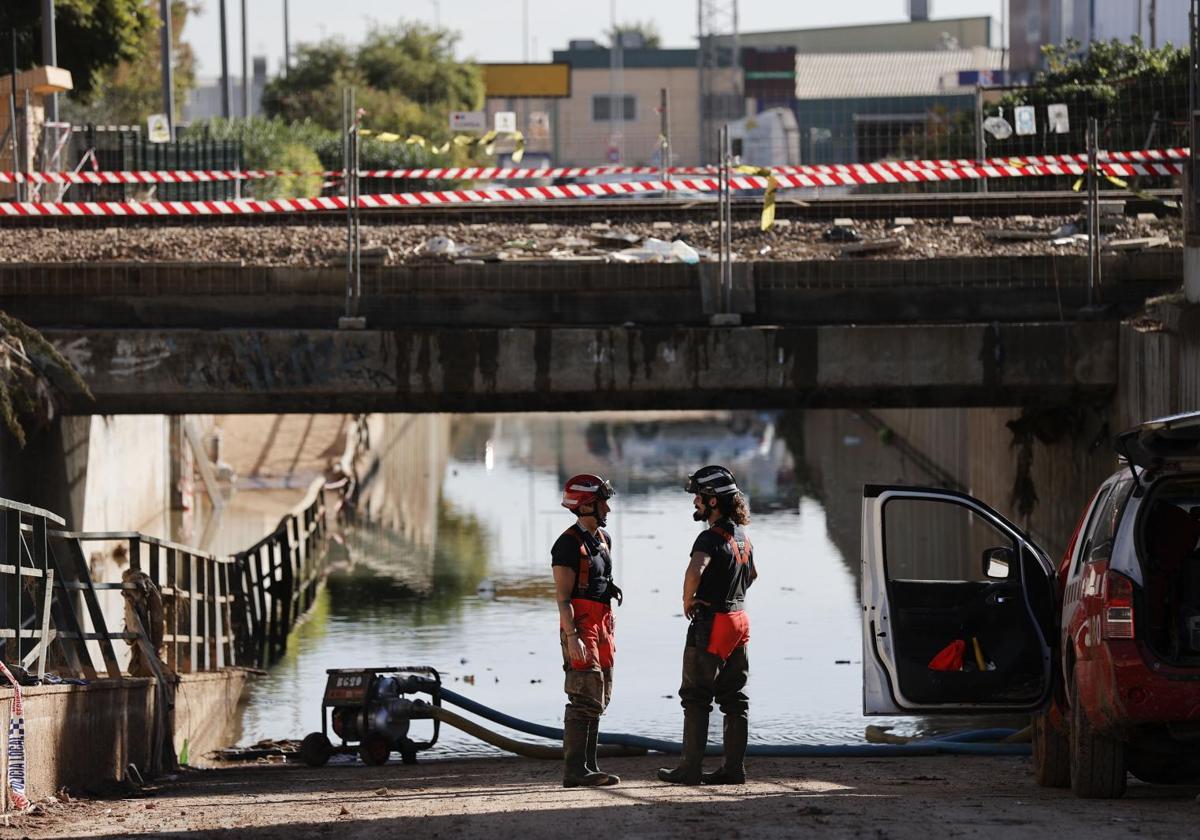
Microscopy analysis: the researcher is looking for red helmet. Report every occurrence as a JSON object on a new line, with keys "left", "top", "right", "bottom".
{"left": 561, "top": 474, "right": 615, "bottom": 512}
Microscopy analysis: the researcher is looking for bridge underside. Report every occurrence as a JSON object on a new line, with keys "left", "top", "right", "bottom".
{"left": 45, "top": 322, "right": 1116, "bottom": 414}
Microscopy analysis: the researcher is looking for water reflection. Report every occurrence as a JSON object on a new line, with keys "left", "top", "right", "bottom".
{"left": 238, "top": 411, "right": 1001, "bottom": 755}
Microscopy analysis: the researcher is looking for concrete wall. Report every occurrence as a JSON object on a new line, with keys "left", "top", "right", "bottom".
{"left": 0, "top": 670, "right": 245, "bottom": 802}
{"left": 797, "top": 404, "right": 1115, "bottom": 580}
{"left": 1116, "top": 297, "right": 1200, "bottom": 432}
{"left": 350, "top": 414, "right": 451, "bottom": 591}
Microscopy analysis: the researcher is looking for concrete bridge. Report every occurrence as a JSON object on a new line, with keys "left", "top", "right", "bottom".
{"left": 2, "top": 252, "right": 1172, "bottom": 413}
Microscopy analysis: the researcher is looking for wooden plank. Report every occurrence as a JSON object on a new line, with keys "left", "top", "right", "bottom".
{"left": 63, "top": 538, "right": 121, "bottom": 679}
{"left": 47, "top": 541, "right": 95, "bottom": 679}
{"left": 166, "top": 547, "right": 178, "bottom": 674}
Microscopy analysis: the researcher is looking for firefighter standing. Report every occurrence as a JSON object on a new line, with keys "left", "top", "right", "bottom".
{"left": 659, "top": 465, "right": 756, "bottom": 786}
{"left": 552, "top": 473, "right": 623, "bottom": 787}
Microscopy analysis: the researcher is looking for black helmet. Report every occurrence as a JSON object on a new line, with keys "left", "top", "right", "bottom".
{"left": 685, "top": 465, "right": 739, "bottom": 498}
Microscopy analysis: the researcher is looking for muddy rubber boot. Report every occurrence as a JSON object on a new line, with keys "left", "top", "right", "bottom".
{"left": 585, "top": 721, "right": 619, "bottom": 785}
{"left": 563, "top": 719, "right": 609, "bottom": 788}
{"left": 657, "top": 709, "right": 708, "bottom": 785}
{"left": 703, "top": 715, "right": 747, "bottom": 785}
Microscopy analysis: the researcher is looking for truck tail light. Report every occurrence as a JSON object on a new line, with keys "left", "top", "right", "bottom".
{"left": 1102, "top": 571, "right": 1135, "bottom": 639}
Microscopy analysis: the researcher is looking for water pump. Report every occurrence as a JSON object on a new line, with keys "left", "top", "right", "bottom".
{"left": 300, "top": 666, "right": 441, "bottom": 767}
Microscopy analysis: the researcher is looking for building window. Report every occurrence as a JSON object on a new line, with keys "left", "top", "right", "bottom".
{"left": 592, "top": 94, "right": 637, "bottom": 122}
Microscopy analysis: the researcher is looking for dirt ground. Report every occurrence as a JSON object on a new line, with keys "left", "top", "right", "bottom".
{"left": 6, "top": 755, "right": 1198, "bottom": 839}
{"left": 0, "top": 214, "right": 1180, "bottom": 265}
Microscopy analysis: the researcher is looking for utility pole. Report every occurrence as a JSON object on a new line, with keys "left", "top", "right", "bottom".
{"left": 698, "top": 0, "right": 740, "bottom": 165}
{"left": 219, "top": 0, "right": 230, "bottom": 118}
{"left": 283, "top": 0, "right": 290, "bottom": 77}
{"left": 159, "top": 0, "right": 175, "bottom": 140}
{"left": 40, "top": 0, "right": 56, "bottom": 123}
{"left": 608, "top": 0, "right": 623, "bottom": 164}
{"left": 240, "top": 0, "right": 249, "bottom": 119}
{"left": 1150, "top": 0, "right": 1158, "bottom": 48}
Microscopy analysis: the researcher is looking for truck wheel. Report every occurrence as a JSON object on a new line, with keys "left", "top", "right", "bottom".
{"left": 1032, "top": 707, "right": 1070, "bottom": 788}
{"left": 1069, "top": 678, "right": 1126, "bottom": 798}
{"left": 300, "top": 732, "right": 332, "bottom": 767}
{"left": 358, "top": 734, "right": 391, "bottom": 766}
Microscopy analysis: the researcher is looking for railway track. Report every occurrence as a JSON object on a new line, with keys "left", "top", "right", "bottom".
{"left": 0, "top": 189, "right": 1180, "bottom": 229}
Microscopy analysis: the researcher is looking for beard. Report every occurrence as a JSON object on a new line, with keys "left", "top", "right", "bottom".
{"left": 693, "top": 507, "right": 706, "bottom": 522}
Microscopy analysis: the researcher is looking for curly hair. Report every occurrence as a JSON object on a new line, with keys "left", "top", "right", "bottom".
{"left": 715, "top": 491, "right": 751, "bottom": 525}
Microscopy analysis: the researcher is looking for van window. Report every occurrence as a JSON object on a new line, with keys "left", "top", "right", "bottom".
{"left": 1073, "top": 484, "right": 1112, "bottom": 575}
{"left": 1086, "top": 479, "right": 1133, "bottom": 566}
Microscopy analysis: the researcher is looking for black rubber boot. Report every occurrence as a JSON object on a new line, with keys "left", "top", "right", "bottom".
{"left": 703, "top": 715, "right": 747, "bottom": 785}
{"left": 563, "top": 719, "right": 610, "bottom": 788}
{"left": 657, "top": 709, "right": 708, "bottom": 785}
{"left": 585, "top": 720, "right": 619, "bottom": 785}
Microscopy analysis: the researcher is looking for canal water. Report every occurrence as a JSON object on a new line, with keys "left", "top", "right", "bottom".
{"left": 237, "top": 412, "right": 940, "bottom": 756}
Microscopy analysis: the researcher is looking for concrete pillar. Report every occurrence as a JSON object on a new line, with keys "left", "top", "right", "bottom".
{"left": 1186, "top": 245, "right": 1200, "bottom": 303}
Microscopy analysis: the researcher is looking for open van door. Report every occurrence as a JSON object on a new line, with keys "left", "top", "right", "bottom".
{"left": 862, "top": 485, "right": 1057, "bottom": 715}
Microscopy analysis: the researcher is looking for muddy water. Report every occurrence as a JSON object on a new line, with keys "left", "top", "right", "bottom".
{"left": 238, "top": 413, "right": 961, "bottom": 756}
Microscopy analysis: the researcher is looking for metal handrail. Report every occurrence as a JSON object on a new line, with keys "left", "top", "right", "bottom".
{"left": 0, "top": 478, "right": 334, "bottom": 680}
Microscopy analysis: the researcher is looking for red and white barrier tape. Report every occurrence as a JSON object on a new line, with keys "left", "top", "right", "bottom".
{"left": 0, "top": 663, "right": 29, "bottom": 812}
{"left": 0, "top": 160, "right": 1183, "bottom": 218}
{"left": 0, "top": 147, "right": 1189, "bottom": 185}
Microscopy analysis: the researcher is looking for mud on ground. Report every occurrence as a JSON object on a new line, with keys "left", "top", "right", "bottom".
{"left": 8, "top": 755, "right": 1199, "bottom": 839}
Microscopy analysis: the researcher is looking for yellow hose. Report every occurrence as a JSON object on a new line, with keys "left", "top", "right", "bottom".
{"left": 431, "top": 707, "right": 647, "bottom": 760}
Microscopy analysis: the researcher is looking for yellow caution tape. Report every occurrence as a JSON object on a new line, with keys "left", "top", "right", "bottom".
{"left": 735, "top": 165, "right": 778, "bottom": 231}
{"left": 1072, "top": 166, "right": 1180, "bottom": 209}
{"left": 358, "top": 127, "right": 528, "bottom": 165}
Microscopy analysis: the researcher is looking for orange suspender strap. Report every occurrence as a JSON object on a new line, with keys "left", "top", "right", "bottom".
{"left": 564, "top": 527, "right": 607, "bottom": 593}
{"left": 709, "top": 524, "right": 752, "bottom": 566}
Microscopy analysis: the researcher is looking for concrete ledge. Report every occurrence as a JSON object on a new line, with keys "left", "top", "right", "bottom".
{"left": 42, "top": 323, "right": 1118, "bottom": 414}
{"left": 0, "top": 669, "right": 246, "bottom": 801}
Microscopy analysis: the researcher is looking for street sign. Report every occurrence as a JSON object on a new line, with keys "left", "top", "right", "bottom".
{"left": 494, "top": 111, "right": 517, "bottom": 133}
{"left": 449, "top": 111, "right": 487, "bottom": 132}
{"left": 147, "top": 113, "right": 171, "bottom": 143}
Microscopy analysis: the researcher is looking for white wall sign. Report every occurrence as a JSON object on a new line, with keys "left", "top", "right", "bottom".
{"left": 1047, "top": 104, "right": 1070, "bottom": 134}
{"left": 494, "top": 111, "right": 517, "bottom": 133}
{"left": 1014, "top": 105, "right": 1037, "bottom": 136}
{"left": 449, "top": 111, "right": 487, "bottom": 132}
{"left": 147, "top": 113, "right": 171, "bottom": 143}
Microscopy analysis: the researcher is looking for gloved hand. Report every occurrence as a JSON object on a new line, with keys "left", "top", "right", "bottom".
{"left": 607, "top": 582, "right": 624, "bottom": 606}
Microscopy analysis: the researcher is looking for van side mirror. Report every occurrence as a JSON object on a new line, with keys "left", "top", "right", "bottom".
{"left": 982, "top": 547, "right": 1012, "bottom": 579}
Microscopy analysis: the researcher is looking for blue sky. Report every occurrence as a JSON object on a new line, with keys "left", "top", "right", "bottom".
{"left": 184, "top": 0, "right": 1006, "bottom": 79}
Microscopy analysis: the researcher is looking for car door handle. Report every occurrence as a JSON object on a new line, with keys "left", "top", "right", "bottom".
{"left": 986, "top": 593, "right": 1011, "bottom": 606}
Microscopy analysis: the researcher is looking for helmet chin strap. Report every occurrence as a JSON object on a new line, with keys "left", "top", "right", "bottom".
{"left": 579, "top": 503, "right": 606, "bottom": 528}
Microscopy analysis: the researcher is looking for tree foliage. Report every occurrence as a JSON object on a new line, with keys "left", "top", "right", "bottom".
{"left": 0, "top": 311, "right": 92, "bottom": 447}
{"left": 62, "top": 0, "right": 196, "bottom": 126}
{"left": 606, "top": 20, "right": 662, "bottom": 48}
{"left": 262, "top": 23, "right": 484, "bottom": 144}
{"left": 0, "top": 0, "right": 153, "bottom": 99}
{"left": 998, "top": 37, "right": 1190, "bottom": 152}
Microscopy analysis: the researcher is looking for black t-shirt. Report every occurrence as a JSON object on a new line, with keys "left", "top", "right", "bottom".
{"left": 551, "top": 524, "right": 613, "bottom": 604}
{"left": 692, "top": 519, "right": 754, "bottom": 611}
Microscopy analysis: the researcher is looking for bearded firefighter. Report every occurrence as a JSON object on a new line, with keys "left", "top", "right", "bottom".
{"left": 552, "top": 473, "right": 623, "bottom": 787}
{"left": 659, "top": 465, "right": 756, "bottom": 786}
